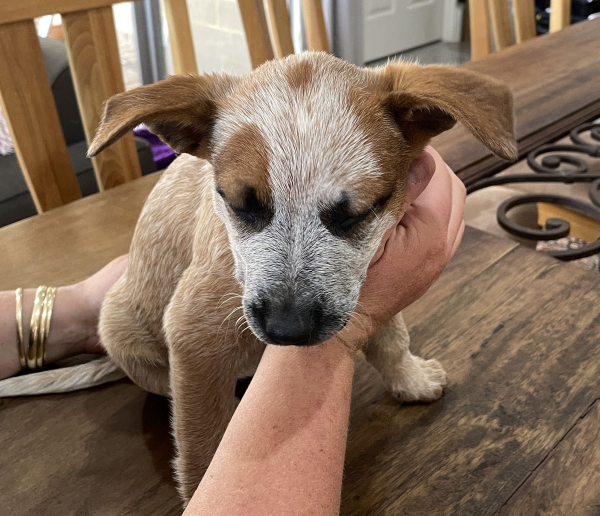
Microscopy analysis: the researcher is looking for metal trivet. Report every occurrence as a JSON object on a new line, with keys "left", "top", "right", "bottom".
{"left": 467, "top": 123, "right": 600, "bottom": 261}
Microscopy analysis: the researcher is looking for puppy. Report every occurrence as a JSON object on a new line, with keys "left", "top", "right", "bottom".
{"left": 88, "top": 52, "right": 517, "bottom": 501}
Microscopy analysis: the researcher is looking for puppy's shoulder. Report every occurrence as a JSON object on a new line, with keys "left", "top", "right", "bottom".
{"left": 126, "top": 154, "right": 217, "bottom": 293}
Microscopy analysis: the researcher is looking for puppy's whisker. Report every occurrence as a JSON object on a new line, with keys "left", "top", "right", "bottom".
{"left": 236, "top": 320, "right": 253, "bottom": 338}
{"left": 355, "top": 300, "right": 373, "bottom": 320}
{"left": 235, "top": 314, "right": 247, "bottom": 329}
{"left": 220, "top": 308, "right": 243, "bottom": 335}
{"left": 217, "top": 305, "right": 245, "bottom": 337}
{"left": 348, "top": 311, "right": 368, "bottom": 335}
{"left": 217, "top": 293, "right": 243, "bottom": 309}
{"left": 223, "top": 305, "right": 244, "bottom": 322}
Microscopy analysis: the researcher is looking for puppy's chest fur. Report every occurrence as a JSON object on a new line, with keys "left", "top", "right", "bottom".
{"left": 122, "top": 154, "right": 263, "bottom": 369}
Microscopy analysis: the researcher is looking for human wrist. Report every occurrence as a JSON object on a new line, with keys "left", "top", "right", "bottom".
{"left": 43, "top": 283, "right": 101, "bottom": 362}
{"left": 263, "top": 338, "right": 356, "bottom": 377}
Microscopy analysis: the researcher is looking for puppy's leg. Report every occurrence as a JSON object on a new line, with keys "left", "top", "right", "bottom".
{"left": 169, "top": 349, "right": 237, "bottom": 502}
{"left": 164, "top": 268, "right": 242, "bottom": 503}
{"left": 363, "top": 312, "right": 446, "bottom": 403}
{"left": 99, "top": 279, "right": 171, "bottom": 397}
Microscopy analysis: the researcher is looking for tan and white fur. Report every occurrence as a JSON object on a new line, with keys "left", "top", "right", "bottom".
{"left": 3, "top": 53, "right": 517, "bottom": 501}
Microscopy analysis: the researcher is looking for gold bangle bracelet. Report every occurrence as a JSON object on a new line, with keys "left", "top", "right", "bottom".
{"left": 15, "top": 288, "right": 25, "bottom": 369}
{"left": 27, "top": 286, "right": 47, "bottom": 371}
{"left": 39, "top": 287, "right": 57, "bottom": 368}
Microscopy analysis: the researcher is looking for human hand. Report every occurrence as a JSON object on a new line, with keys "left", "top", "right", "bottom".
{"left": 334, "top": 146, "right": 466, "bottom": 356}
{"left": 73, "top": 255, "right": 129, "bottom": 354}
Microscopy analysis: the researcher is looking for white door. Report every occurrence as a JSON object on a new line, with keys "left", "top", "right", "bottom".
{"left": 363, "top": 0, "right": 444, "bottom": 62}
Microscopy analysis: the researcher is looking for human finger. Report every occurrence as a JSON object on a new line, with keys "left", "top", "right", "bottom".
{"left": 403, "top": 146, "right": 453, "bottom": 231}
{"left": 446, "top": 170, "right": 466, "bottom": 249}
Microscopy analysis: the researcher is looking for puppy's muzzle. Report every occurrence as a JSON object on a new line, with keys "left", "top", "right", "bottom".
{"left": 249, "top": 297, "right": 325, "bottom": 346}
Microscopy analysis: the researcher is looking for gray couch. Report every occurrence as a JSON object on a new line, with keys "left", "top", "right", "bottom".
{"left": 0, "top": 38, "right": 156, "bottom": 228}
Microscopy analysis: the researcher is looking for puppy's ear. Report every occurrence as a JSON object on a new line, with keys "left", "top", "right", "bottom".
{"left": 88, "top": 73, "right": 239, "bottom": 159}
{"left": 371, "top": 63, "right": 518, "bottom": 161}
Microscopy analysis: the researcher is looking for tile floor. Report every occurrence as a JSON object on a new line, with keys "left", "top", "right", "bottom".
{"left": 367, "top": 41, "right": 471, "bottom": 67}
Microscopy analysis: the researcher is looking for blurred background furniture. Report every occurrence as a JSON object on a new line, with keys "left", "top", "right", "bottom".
{"left": 0, "top": 0, "right": 197, "bottom": 228}
{"left": 468, "top": 0, "right": 572, "bottom": 60}
{"left": 238, "top": 0, "right": 329, "bottom": 68}
{"left": 0, "top": 37, "right": 156, "bottom": 227}
{"left": 465, "top": 122, "right": 600, "bottom": 264}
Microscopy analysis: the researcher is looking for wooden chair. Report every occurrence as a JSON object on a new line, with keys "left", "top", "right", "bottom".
{"left": 0, "top": 0, "right": 197, "bottom": 214}
{"left": 237, "top": 0, "right": 330, "bottom": 69}
{"left": 469, "top": 0, "right": 571, "bottom": 60}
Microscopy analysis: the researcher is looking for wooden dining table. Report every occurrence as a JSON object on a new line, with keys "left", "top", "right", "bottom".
{"left": 1, "top": 18, "right": 600, "bottom": 516}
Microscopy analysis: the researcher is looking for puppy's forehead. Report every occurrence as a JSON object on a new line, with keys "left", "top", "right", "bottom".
{"left": 213, "top": 54, "right": 406, "bottom": 205}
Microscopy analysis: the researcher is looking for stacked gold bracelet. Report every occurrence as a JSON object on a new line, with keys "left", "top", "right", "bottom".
{"left": 15, "top": 286, "right": 57, "bottom": 372}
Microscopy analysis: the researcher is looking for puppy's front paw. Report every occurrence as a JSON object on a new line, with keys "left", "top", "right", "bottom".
{"left": 387, "top": 357, "right": 447, "bottom": 403}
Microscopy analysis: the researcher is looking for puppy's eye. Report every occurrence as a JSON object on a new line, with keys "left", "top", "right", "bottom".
{"left": 321, "top": 206, "right": 371, "bottom": 237}
{"left": 230, "top": 205, "right": 259, "bottom": 226}
{"left": 321, "top": 194, "right": 391, "bottom": 238}
{"left": 224, "top": 187, "right": 272, "bottom": 230}
{"left": 337, "top": 210, "right": 371, "bottom": 232}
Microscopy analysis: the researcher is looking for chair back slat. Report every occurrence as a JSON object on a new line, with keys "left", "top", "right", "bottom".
{"left": 469, "top": 0, "right": 571, "bottom": 60}
{"left": 302, "top": 0, "right": 330, "bottom": 52}
{"left": 63, "top": 7, "right": 142, "bottom": 190}
{"left": 489, "top": 0, "right": 513, "bottom": 51}
{"left": 238, "top": 0, "right": 275, "bottom": 68}
{"left": 513, "top": 0, "right": 537, "bottom": 43}
{"left": 164, "top": 0, "right": 198, "bottom": 74}
{"left": 0, "top": 20, "right": 81, "bottom": 212}
{"left": 550, "top": 0, "right": 571, "bottom": 32}
{"left": 265, "top": 0, "right": 295, "bottom": 58}
{"left": 239, "top": 0, "right": 329, "bottom": 68}
{"left": 469, "top": 0, "right": 492, "bottom": 60}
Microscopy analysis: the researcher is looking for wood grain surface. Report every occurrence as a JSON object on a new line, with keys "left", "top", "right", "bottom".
{"left": 0, "top": 20, "right": 81, "bottom": 212}
{"left": 63, "top": 7, "right": 142, "bottom": 190}
{"left": 435, "top": 17, "right": 600, "bottom": 185}
{"left": 342, "top": 231, "right": 600, "bottom": 515}
{"left": 0, "top": 172, "right": 160, "bottom": 289}
{"left": 499, "top": 401, "right": 600, "bottom": 516}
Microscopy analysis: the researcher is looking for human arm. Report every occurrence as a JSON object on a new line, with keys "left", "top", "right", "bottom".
{"left": 0, "top": 255, "right": 127, "bottom": 380}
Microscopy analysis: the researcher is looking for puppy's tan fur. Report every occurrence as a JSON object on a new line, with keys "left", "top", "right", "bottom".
{"left": 90, "top": 52, "right": 516, "bottom": 501}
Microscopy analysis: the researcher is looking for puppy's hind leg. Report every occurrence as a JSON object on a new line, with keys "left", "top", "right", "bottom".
{"left": 363, "top": 312, "right": 446, "bottom": 403}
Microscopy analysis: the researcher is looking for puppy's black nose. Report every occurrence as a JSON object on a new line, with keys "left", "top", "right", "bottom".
{"left": 249, "top": 298, "right": 322, "bottom": 346}
{"left": 265, "top": 306, "right": 313, "bottom": 345}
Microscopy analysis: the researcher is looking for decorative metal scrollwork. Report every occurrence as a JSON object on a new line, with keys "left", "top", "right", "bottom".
{"left": 467, "top": 123, "right": 600, "bottom": 261}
